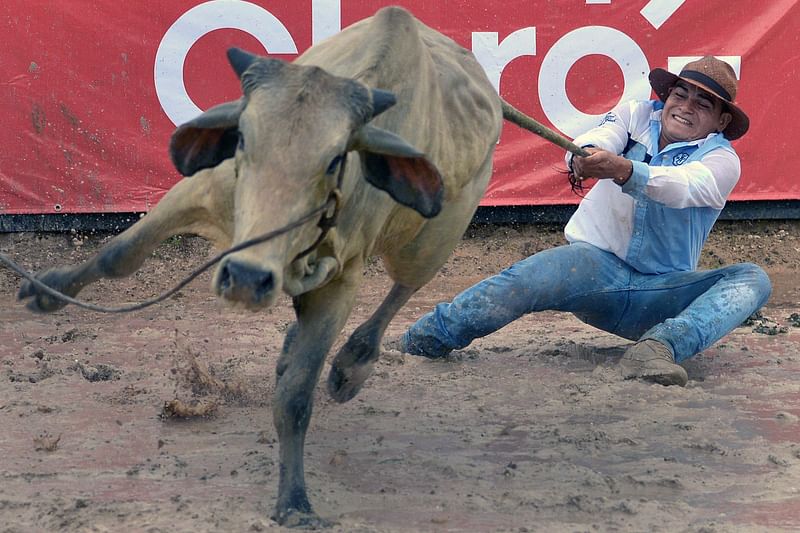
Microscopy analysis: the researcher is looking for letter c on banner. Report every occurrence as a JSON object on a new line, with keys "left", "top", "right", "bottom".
{"left": 155, "top": 0, "right": 297, "bottom": 126}
{"left": 538, "top": 26, "right": 650, "bottom": 139}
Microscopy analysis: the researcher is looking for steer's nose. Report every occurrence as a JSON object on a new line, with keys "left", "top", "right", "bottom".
{"left": 216, "top": 258, "right": 276, "bottom": 307}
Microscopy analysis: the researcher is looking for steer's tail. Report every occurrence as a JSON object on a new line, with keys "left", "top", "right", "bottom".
{"left": 500, "top": 99, "right": 590, "bottom": 158}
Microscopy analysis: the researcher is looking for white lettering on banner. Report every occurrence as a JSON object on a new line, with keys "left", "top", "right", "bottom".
{"left": 471, "top": 28, "right": 536, "bottom": 93}
{"left": 154, "top": 0, "right": 297, "bottom": 126}
{"left": 668, "top": 56, "right": 741, "bottom": 78}
{"left": 312, "top": 0, "right": 342, "bottom": 44}
{"left": 538, "top": 26, "right": 650, "bottom": 139}
{"left": 641, "top": 0, "right": 686, "bottom": 30}
{"left": 155, "top": 4, "right": 728, "bottom": 140}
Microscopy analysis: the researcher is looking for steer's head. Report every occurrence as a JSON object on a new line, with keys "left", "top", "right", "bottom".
{"left": 169, "top": 48, "right": 443, "bottom": 310}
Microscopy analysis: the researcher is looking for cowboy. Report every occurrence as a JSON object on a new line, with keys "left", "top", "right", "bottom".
{"left": 392, "top": 56, "right": 771, "bottom": 386}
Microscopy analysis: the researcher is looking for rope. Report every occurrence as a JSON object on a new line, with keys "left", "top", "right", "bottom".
{"left": 1, "top": 199, "right": 333, "bottom": 313}
{"left": 500, "top": 100, "right": 591, "bottom": 157}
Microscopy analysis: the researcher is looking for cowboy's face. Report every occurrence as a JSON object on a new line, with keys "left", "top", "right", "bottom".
{"left": 661, "top": 81, "right": 733, "bottom": 146}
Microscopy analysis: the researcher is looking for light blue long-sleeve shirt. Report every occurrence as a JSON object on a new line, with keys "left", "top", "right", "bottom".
{"left": 565, "top": 99, "right": 740, "bottom": 274}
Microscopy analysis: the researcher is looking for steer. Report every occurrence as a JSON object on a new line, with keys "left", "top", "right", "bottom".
{"left": 19, "top": 6, "right": 509, "bottom": 527}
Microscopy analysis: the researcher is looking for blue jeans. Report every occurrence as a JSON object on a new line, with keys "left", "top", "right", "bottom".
{"left": 402, "top": 242, "right": 772, "bottom": 362}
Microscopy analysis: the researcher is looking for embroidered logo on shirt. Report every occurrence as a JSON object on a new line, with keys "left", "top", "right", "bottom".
{"left": 599, "top": 112, "right": 617, "bottom": 126}
{"left": 672, "top": 153, "right": 690, "bottom": 165}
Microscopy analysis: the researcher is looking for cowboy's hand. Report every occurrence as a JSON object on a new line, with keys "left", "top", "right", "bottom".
{"left": 571, "top": 148, "right": 633, "bottom": 185}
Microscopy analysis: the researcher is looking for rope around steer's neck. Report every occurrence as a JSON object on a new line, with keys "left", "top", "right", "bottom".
{"left": 1, "top": 195, "right": 339, "bottom": 314}
{"left": 4, "top": 111, "right": 588, "bottom": 313}
{"left": 5, "top": 108, "right": 589, "bottom": 314}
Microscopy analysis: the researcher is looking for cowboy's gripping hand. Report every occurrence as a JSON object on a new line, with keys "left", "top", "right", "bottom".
{"left": 572, "top": 148, "right": 633, "bottom": 183}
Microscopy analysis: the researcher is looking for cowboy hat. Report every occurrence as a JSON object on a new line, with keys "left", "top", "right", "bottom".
{"left": 649, "top": 56, "right": 749, "bottom": 140}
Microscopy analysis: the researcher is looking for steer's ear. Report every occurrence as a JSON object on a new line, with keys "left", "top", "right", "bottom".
{"left": 351, "top": 125, "right": 443, "bottom": 218}
{"left": 169, "top": 100, "right": 243, "bottom": 177}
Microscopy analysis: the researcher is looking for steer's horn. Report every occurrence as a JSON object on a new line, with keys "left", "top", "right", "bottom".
{"left": 371, "top": 89, "right": 397, "bottom": 118}
{"left": 227, "top": 47, "right": 259, "bottom": 78}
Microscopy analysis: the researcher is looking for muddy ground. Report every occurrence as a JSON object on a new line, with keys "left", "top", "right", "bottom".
{"left": 0, "top": 220, "right": 799, "bottom": 533}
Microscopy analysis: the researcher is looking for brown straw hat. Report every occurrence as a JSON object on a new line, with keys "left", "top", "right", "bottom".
{"left": 649, "top": 56, "right": 749, "bottom": 140}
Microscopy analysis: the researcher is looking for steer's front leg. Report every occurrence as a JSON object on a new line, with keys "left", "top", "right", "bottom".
{"left": 327, "top": 282, "right": 417, "bottom": 402}
{"left": 271, "top": 262, "right": 360, "bottom": 528}
{"left": 18, "top": 161, "right": 236, "bottom": 312}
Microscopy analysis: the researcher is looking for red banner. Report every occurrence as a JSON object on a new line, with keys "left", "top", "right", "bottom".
{"left": 1, "top": 1, "right": 798, "bottom": 215}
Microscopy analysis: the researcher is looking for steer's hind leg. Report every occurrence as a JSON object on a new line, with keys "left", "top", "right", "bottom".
{"left": 18, "top": 160, "right": 235, "bottom": 312}
{"left": 327, "top": 282, "right": 416, "bottom": 403}
{"left": 272, "top": 263, "right": 360, "bottom": 528}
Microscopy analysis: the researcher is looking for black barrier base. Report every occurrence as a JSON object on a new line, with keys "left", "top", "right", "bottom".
{"left": 0, "top": 213, "right": 147, "bottom": 233}
{"left": 1, "top": 201, "right": 799, "bottom": 233}
{"left": 473, "top": 200, "right": 800, "bottom": 225}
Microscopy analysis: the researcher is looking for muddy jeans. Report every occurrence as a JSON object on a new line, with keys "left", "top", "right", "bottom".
{"left": 401, "top": 242, "right": 772, "bottom": 362}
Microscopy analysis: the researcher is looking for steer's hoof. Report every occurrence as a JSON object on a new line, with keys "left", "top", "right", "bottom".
{"left": 17, "top": 268, "right": 76, "bottom": 313}
{"left": 272, "top": 507, "right": 335, "bottom": 529}
{"left": 327, "top": 361, "right": 375, "bottom": 403}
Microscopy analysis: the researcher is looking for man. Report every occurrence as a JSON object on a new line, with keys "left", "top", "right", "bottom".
{"left": 393, "top": 56, "right": 771, "bottom": 386}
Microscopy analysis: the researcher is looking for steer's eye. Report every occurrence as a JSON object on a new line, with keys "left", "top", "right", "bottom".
{"left": 326, "top": 154, "right": 344, "bottom": 175}
{"left": 237, "top": 133, "right": 245, "bottom": 151}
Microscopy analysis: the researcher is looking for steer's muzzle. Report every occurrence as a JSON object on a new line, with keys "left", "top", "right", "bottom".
{"left": 215, "top": 257, "right": 280, "bottom": 309}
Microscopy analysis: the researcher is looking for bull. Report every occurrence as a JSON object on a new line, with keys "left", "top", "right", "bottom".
{"left": 17, "top": 6, "right": 559, "bottom": 527}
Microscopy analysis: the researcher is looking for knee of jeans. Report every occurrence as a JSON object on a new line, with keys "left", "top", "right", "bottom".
{"left": 739, "top": 262, "right": 772, "bottom": 306}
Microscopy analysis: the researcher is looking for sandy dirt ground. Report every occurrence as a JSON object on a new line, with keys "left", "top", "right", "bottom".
{"left": 1, "top": 220, "right": 799, "bottom": 533}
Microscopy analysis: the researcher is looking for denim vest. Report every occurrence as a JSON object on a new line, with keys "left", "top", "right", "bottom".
{"left": 620, "top": 102, "right": 734, "bottom": 274}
